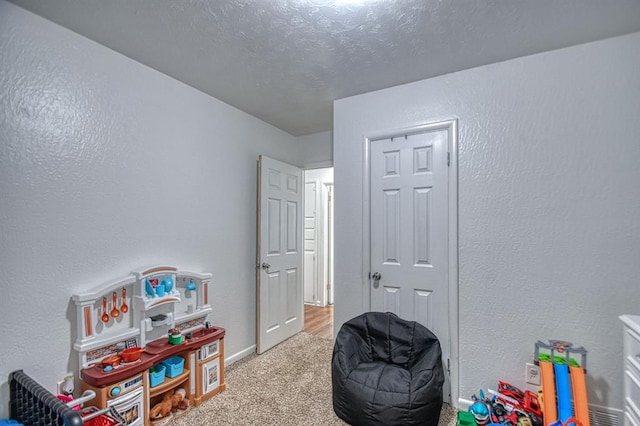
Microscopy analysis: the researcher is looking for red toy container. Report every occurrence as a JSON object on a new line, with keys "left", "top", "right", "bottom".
{"left": 80, "top": 407, "right": 124, "bottom": 426}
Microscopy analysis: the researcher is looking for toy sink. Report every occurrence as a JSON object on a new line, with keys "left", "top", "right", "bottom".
{"left": 189, "top": 326, "right": 221, "bottom": 341}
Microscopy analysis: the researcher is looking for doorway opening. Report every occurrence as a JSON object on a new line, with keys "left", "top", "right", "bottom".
{"left": 302, "top": 167, "right": 334, "bottom": 339}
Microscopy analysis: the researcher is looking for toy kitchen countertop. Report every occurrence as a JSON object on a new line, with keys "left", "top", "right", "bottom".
{"left": 81, "top": 326, "right": 225, "bottom": 388}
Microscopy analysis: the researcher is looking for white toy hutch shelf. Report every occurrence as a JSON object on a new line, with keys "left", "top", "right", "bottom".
{"left": 72, "top": 265, "right": 212, "bottom": 369}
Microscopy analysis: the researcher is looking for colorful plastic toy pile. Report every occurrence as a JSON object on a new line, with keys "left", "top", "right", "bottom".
{"left": 465, "top": 382, "right": 542, "bottom": 426}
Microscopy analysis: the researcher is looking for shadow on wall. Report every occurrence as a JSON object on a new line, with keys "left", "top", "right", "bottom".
{"left": 588, "top": 374, "right": 610, "bottom": 407}
{"left": 0, "top": 299, "right": 80, "bottom": 406}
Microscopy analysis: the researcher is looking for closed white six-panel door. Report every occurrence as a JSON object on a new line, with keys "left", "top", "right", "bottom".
{"left": 370, "top": 129, "right": 451, "bottom": 397}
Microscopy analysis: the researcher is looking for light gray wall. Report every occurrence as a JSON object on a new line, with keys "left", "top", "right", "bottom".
{"left": 298, "top": 130, "right": 333, "bottom": 169}
{"left": 334, "top": 32, "right": 640, "bottom": 410}
{"left": 0, "top": 0, "right": 299, "bottom": 416}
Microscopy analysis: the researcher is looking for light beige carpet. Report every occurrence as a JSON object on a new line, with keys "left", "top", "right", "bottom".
{"left": 172, "top": 332, "right": 457, "bottom": 425}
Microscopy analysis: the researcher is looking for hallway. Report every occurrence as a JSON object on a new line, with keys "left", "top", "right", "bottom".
{"left": 303, "top": 305, "right": 333, "bottom": 339}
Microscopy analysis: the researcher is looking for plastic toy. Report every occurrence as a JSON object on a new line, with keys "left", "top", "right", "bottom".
{"left": 524, "top": 390, "right": 542, "bottom": 418}
{"left": 171, "top": 388, "right": 187, "bottom": 411}
{"left": 570, "top": 365, "right": 589, "bottom": 426}
{"left": 149, "top": 392, "right": 172, "bottom": 420}
{"left": 470, "top": 400, "right": 491, "bottom": 425}
{"left": 145, "top": 279, "right": 155, "bottom": 297}
{"left": 161, "top": 276, "right": 174, "bottom": 292}
{"left": 149, "top": 388, "right": 186, "bottom": 421}
{"left": 469, "top": 383, "right": 542, "bottom": 426}
{"left": 519, "top": 418, "right": 533, "bottom": 426}
{"left": 499, "top": 381, "right": 524, "bottom": 401}
{"left": 538, "top": 356, "right": 557, "bottom": 426}
{"left": 554, "top": 363, "right": 572, "bottom": 423}
{"left": 488, "top": 387, "right": 521, "bottom": 412}
{"left": 458, "top": 411, "right": 476, "bottom": 426}
{"left": 534, "top": 340, "right": 589, "bottom": 426}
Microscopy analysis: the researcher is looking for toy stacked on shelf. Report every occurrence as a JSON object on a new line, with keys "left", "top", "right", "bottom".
{"left": 534, "top": 340, "right": 589, "bottom": 426}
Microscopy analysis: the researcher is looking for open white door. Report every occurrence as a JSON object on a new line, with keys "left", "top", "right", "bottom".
{"left": 256, "top": 155, "right": 304, "bottom": 354}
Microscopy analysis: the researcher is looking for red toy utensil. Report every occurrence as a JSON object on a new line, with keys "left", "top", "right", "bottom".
{"left": 120, "top": 288, "right": 128, "bottom": 313}
{"left": 101, "top": 297, "right": 109, "bottom": 323}
{"left": 110, "top": 292, "right": 119, "bottom": 318}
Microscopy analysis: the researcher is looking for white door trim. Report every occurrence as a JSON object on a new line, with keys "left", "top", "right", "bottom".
{"left": 323, "top": 182, "right": 334, "bottom": 306}
{"left": 361, "top": 119, "right": 459, "bottom": 407}
{"left": 314, "top": 178, "right": 327, "bottom": 306}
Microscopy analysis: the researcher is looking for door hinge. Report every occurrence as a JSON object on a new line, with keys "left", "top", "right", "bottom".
{"left": 447, "top": 152, "right": 451, "bottom": 167}
{"left": 447, "top": 358, "right": 450, "bottom": 374}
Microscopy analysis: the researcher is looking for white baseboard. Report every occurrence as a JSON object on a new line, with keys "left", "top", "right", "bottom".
{"left": 458, "top": 398, "right": 473, "bottom": 410}
{"left": 225, "top": 344, "right": 256, "bottom": 366}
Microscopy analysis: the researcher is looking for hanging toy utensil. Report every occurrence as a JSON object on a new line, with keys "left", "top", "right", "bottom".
{"left": 110, "top": 292, "right": 120, "bottom": 318}
{"left": 101, "top": 297, "right": 109, "bottom": 323}
{"left": 120, "top": 288, "right": 128, "bottom": 313}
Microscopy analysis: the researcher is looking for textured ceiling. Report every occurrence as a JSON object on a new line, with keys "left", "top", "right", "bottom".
{"left": 6, "top": 0, "right": 640, "bottom": 136}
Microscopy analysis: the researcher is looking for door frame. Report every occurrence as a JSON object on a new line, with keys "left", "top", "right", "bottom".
{"left": 324, "top": 182, "right": 334, "bottom": 305}
{"left": 361, "top": 119, "right": 459, "bottom": 406}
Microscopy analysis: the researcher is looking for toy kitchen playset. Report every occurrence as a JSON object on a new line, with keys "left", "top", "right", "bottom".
{"left": 72, "top": 266, "right": 225, "bottom": 426}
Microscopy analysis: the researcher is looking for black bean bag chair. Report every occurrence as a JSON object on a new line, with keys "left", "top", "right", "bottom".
{"left": 332, "top": 312, "right": 444, "bottom": 426}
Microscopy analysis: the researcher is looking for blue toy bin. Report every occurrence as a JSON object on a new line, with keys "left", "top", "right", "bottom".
{"left": 149, "top": 364, "right": 166, "bottom": 387}
{"left": 162, "top": 356, "right": 185, "bottom": 378}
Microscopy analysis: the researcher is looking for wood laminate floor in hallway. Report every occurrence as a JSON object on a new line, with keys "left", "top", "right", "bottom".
{"left": 304, "top": 304, "right": 333, "bottom": 339}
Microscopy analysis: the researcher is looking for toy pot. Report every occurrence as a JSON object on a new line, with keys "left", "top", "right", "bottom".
{"left": 168, "top": 329, "right": 183, "bottom": 345}
{"left": 101, "top": 354, "right": 121, "bottom": 368}
{"left": 120, "top": 347, "right": 145, "bottom": 362}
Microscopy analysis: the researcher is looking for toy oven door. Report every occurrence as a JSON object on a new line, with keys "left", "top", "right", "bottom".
{"left": 201, "top": 340, "right": 219, "bottom": 361}
{"left": 107, "top": 387, "right": 144, "bottom": 426}
{"left": 202, "top": 357, "right": 220, "bottom": 395}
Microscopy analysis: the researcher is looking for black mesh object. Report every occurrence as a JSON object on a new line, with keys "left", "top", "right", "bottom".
{"left": 332, "top": 312, "right": 445, "bottom": 426}
{"left": 9, "top": 370, "right": 84, "bottom": 426}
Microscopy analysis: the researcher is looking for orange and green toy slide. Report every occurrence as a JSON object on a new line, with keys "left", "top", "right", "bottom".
{"left": 534, "top": 340, "right": 589, "bottom": 426}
